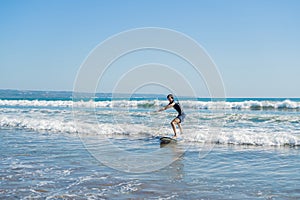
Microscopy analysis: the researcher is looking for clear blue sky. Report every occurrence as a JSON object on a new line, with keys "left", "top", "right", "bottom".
{"left": 1, "top": 0, "right": 299, "bottom": 97}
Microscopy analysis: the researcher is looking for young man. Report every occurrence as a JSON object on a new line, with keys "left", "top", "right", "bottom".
{"left": 157, "top": 94, "right": 186, "bottom": 138}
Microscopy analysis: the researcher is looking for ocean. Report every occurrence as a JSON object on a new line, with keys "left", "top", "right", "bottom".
{"left": 0, "top": 90, "right": 299, "bottom": 199}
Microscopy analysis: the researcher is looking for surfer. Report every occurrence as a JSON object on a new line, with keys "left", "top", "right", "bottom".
{"left": 157, "top": 94, "right": 186, "bottom": 138}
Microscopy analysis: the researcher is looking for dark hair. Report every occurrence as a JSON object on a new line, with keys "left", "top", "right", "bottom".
{"left": 167, "top": 94, "right": 173, "bottom": 99}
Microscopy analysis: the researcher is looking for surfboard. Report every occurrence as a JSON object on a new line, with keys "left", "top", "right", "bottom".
{"left": 160, "top": 136, "right": 177, "bottom": 144}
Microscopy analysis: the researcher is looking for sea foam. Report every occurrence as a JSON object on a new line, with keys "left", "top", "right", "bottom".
{"left": 1, "top": 99, "right": 300, "bottom": 110}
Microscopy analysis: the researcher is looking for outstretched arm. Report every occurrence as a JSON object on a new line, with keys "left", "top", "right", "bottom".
{"left": 157, "top": 102, "right": 175, "bottom": 112}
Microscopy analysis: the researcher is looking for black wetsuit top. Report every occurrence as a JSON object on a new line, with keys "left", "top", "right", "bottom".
{"left": 169, "top": 101, "right": 183, "bottom": 116}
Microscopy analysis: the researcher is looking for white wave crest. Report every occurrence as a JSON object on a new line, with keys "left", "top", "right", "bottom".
{"left": 0, "top": 117, "right": 77, "bottom": 134}
{"left": 1, "top": 115, "right": 299, "bottom": 146}
{"left": 1, "top": 99, "right": 300, "bottom": 110}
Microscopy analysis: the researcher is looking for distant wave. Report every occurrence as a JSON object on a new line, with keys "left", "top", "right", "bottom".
{"left": 184, "top": 99, "right": 300, "bottom": 110}
{"left": 1, "top": 99, "right": 300, "bottom": 110}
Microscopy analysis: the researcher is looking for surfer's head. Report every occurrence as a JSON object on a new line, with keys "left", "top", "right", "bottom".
{"left": 167, "top": 94, "right": 174, "bottom": 103}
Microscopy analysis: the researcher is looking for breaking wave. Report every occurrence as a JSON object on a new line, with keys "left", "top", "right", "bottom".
{"left": 1, "top": 99, "right": 300, "bottom": 110}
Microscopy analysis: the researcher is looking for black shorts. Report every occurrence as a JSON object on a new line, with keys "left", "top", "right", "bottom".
{"left": 176, "top": 112, "right": 186, "bottom": 123}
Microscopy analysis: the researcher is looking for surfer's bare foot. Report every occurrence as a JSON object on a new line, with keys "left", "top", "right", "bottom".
{"left": 172, "top": 135, "right": 177, "bottom": 139}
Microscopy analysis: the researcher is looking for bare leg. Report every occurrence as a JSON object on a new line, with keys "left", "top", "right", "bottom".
{"left": 171, "top": 118, "right": 181, "bottom": 138}
{"left": 178, "top": 122, "right": 183, "bottom": 134}
{"left": 171, "top": 121, "right": 177, "bottom": 137}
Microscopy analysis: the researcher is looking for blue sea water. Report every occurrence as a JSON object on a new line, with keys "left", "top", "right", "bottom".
{"left": 0, "top": 90, "right": 299, "bottom": 199}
